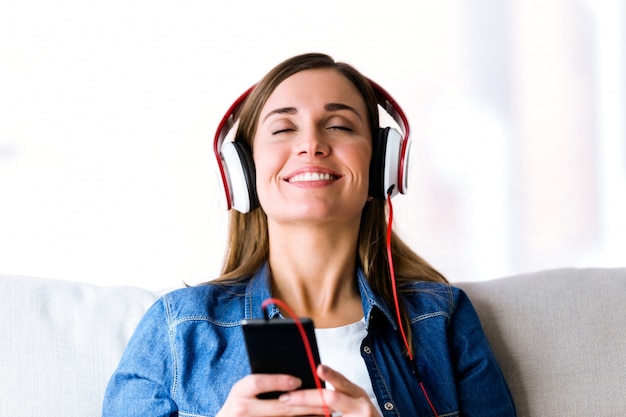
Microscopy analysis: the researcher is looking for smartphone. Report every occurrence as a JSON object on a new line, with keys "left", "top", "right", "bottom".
{"left": 241, "top": 318, "right": 324, "bottom": 399}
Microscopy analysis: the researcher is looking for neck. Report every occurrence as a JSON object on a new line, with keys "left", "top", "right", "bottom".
{"left": 267, "top": 221, "right": 364, "bottom": 327}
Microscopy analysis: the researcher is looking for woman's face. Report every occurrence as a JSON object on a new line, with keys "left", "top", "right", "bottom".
{"left": 253, "top": 68, "right": 372, "bottom": 227}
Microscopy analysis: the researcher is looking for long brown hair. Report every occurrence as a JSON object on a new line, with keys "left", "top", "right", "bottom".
{"left": 214, "top": 53, "right": 447, "bottom": 353}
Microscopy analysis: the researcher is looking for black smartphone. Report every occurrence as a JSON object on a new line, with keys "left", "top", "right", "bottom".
{"left": 241, "top": 318, "right": 324, "bottom": 399}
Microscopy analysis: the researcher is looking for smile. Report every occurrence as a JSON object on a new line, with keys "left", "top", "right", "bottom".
{"left": 287, "top": 172, "right": 338, "bottom": 183}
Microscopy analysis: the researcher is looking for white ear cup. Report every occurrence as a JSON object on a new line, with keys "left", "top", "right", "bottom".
{"left": 400, "top": 138, "right": 413, "bottom": 194}
{"left": 220, "top": 141, "right": 252, "bottom": 213}
{"left": 382, "top": 128, "right": 403, "bottom": 198}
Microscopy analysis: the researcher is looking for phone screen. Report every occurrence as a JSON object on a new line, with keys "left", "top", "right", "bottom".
{"left": 241, "top": 318, "right": 324, "bottom": 399}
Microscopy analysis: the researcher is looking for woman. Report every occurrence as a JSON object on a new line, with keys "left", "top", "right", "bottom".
{"left": 103, "top": 53, "right": 516, "bottom": 417}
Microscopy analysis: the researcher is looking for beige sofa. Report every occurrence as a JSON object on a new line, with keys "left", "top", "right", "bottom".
{"left": 1, "top": 267, "right": 624, "bottom": 416}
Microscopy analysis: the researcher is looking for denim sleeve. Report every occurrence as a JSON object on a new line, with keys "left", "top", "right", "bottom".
{"left": 102, "top": 297, "right": 178, "bottom": 417}
{"left": 449, "top": 289, "right": 517, "bottom": 416}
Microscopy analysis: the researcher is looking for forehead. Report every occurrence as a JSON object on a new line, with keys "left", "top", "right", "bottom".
{"left": 261, "top": 68, "right": 367, "bottom": 114}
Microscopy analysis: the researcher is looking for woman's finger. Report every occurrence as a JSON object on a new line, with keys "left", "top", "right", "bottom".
{"left": 217, "top": 374, "right": 305, "bottom": 417}
{"left": 317, "top": 364, "right": 367, "bottom": 398}
{"left": 278, "top": 366, "right": 380, "bottom": 416}
{"left": 232, "top": 373, "right": 302, "bottom": 398}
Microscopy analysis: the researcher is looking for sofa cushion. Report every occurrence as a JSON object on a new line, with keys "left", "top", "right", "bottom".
{"left": 457, "top": 267, "right": 626, "bottom": 417}
{"left": 0, "top": 275, "right": 160, "bottom": 416}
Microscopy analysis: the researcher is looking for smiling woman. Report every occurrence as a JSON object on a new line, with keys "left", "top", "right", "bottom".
{"left": 253, "top": 68, "right": 372, "bottom": 227}
{"left": 102, "top": 53, "right": 517, "bottom": 417}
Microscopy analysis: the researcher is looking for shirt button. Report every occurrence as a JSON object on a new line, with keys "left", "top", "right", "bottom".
{"left": 363, "top": 346, "right": 372, "bottom": 354}
{"left": 384, "top": 402, "right": 394, "bottom": 411}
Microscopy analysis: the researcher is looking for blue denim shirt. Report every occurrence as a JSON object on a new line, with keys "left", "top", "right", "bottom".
{"left": 103, "top": 264, "right": 516, "bottom": 417}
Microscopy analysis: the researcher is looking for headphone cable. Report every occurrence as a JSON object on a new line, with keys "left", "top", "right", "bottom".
{"left": 386, "top": 190, "right": 440, "bottom": 417}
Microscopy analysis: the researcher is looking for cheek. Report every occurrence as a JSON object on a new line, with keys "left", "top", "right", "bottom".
{"left": 358, "top": 147, "right": 374, "bottom": 196}
{"left": 252, "top": 145, "right": 282, "bottom": 190}
{"left": 251, "top": 158, "right": 271, "bottom": 209}
{"left": 345, "top": 144, "right": 372, "bottom": 179}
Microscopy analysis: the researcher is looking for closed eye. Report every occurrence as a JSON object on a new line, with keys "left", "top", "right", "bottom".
{"left": 328, "top": 125, "right": 353, "bottom": 132}
{"left": 272, "top": 128, "right": 295, "bottom": 135}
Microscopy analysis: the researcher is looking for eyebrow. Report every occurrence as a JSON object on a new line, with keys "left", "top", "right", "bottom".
{"left": 262, "top": 107, "right": 297, "bottom": 122}
{"left": 324, "top": 102, "right": 363, "bottom": 120}
{"left": 262, "top": 102, "right": 363, "bottom": 122}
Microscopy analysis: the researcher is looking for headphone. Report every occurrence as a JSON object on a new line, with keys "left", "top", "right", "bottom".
{"left": 213, "top": 79, "right": 413, "bottom": 213}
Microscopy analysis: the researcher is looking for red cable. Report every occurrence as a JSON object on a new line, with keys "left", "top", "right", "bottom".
{"left": 386, "top": 193, "right": 439, "bottom": 417}
{"left": 260, "top": 298, "right": 331, "bottom": 417}
{"left": 385, "top": 193, "right": 413, "bottom": 360}
{"left": 420, "top": 382, "right": 440, "bottom": 417}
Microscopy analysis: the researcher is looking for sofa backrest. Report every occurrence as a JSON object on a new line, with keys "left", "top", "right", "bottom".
{"left": 0, "top": 275, "right": 160, "bottom": 416}
{"left": 2, "top": 268, "right": 625, "bottom": 416}
{"left": 457, "top": 267, "right": 626, "bottom": 417}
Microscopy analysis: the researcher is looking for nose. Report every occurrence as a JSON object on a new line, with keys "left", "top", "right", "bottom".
{"left": 296, "top": 127, "right": 330, "bottom": 157}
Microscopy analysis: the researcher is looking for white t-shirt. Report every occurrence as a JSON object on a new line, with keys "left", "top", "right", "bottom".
{"left": 315, "top": 319, "right": 382, "bottom": 415}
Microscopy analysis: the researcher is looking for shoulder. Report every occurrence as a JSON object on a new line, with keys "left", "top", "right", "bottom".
{"left": 157, "top": 281, "right": 249, "bottom": 327}
{"left": 401, "top": 281, "right": 476, "bottom": 323}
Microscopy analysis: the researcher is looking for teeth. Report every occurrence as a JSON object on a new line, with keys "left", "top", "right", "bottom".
{"left": 289, "top": 172, "right": 335, "bottom": 182}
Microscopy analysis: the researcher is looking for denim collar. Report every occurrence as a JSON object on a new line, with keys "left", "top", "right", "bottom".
{"left": 244, "top": 262, "right": 397, "bottom": 330}
{"left": 244, "top": 263, "right": 276, "bottom": 320}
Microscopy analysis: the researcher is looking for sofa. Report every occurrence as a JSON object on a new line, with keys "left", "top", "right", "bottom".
{"left": 1, "top": 267, "right": 625, "bottom": 416}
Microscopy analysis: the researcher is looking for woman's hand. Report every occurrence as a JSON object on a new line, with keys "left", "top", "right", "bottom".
{"left": 216, "top": 373, "right": 329, "bottom": 416}
{"left": 278, "top": 365, "right": 382, "bottom": 417}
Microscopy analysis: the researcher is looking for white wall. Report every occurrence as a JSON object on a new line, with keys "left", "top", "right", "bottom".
{"left": 1, "top": 0, "right": 624, "bottom": 290}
